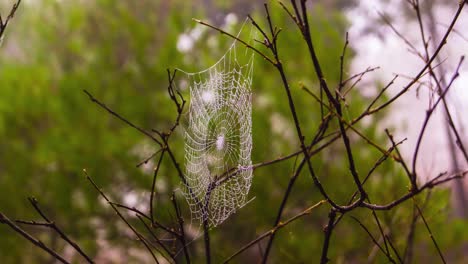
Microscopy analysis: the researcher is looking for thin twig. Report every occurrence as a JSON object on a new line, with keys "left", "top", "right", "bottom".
{"left": 193, "top": 19, "right": 275, "bottom": 65}
{"left": 411, "top": 56, "right": 464, "bottom": 179}
{"left": 136, "top": 148, "right": 163, "bottom": 168}
{"left": 83, "top": 90, "right": 162, "bottom": 146}
{"left": 150, "top": 150, "right": 166, "bottom": 224}
{"left": 27, "top": 197, "right": 94, "bottom": 263}
{"left": 111, "top": 202, "right": 178, "bottom": 237}
{"left": 368, "top": 1, "right": 466, "bottom": 115}
{"left": 0, "top": 0, "right": 21, "bottom": 39}
{"left": 223, "top": 200, "right": 326, "bottom": 263}
{"left": 385, "top": 234, "right": 403, "bottom": 264}
{"left": 171, "top": 193, "right": 191, "bottom": 264}
{"left": 0, "top": 212, "right": 69, "bottom": 264}
{"left": 202, "top": 183, "right": 214, "bottom": 264}
{"left": 260, "top": 110, "right": 334, "bottom": 263}
{"left": 362, "top": 170, "right": 468, "bottom": 210}
{"left": 137, "top": 215, "right": 175, "bottom": 263}
{"left": 413, "top": 199, "right": 447, "bottom": 263}
{"left": 84, "top": 170, "right": 159, "bottom": 263}
{"left": 350, "top": 215, "right": 395, "bottom": 263}
{"left": 296, "top": 0, "right": 367, "bottom": 199}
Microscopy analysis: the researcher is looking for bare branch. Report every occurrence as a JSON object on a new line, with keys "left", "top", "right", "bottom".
{"left": 83, "top": 90, "right": 163, "bottom": 146}
{"left": 413, "top": 199, "right": 447, "bottom": 263}
{"left": 0, "top": 0, "right": 21, "bottom": 39}
{"left": 27, "top": 197, "right": 94, "bottom": 263}
{"left": 0, "top": 212, "right": 70, "bottom": 264}
{"left": 224, "top": 200, "right": 326, "bottom": 263}
{"left": 84, "top": 170, "right": 159, "bottom": 262}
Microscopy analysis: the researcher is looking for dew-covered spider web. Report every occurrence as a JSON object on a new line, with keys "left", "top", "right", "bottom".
{"left": 180, "top": 27, "right": 255, "bottom": 228}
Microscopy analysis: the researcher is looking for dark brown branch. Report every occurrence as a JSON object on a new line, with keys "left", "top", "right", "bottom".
{"left": 403, "top": 204, "right": 418, "bottom": 263}
{"left": 193, "top": 19, "right": 275, "bottom": 65}
{"left": 268, "top": 2, "right": 340, "bottom": 211}
{"left": 341, "top": 66, "right": 380, "bottom": 87}
{"left": 369, "top": 208, "right": 392, "bottom": 261}
{"left": 261, "top": 112, "right": 334, "bottom": 263}
{"left": 202, "top": 183, "right": 214, "bottom": 264}
{"left": 0, "top": 212, "right": 69, "bottom": 264}
{"left": 84, "top": 170, "right": 159, "bottom": 262}
{"left": 362, "top": 75, "right": 398, "bottom": 117}
{"left": 333, "top": 137, "right": 407, "bottom": 231}
{"left": 203, "top": 218, "right": 211, "bottom": 264}
{"left": 137, "top": 215, "right": 175, "bottom": 263}
{"left": 385, "top": 129, "right": 412, "bottom": 182}
{"left": 27, "top": 197, "right": 94, "bottom": 263}
{"left": 166, "top": 69, "right": 186, "bottom": 134}
{"left": 278, "top": 1, "right": 300, "bottom": 26}
{"left": 83, "top": 90, "right": 162, "bottom": 146}
{"left": 385, "top": 234, "right": 403, "bottom": 264}
{"left": 350, "top": 216, "right": 395, "bottom": 263}
{"left": 192, "top": 5, "right": 372, "bottom": 215}
{"left": 338, "top": 32, "right": 349, "bottom": 97}
{"left": 413, "top": 200, "right": 446, "bottom": 263}
{"left": 368, "top": 1, "right": 466, "bottom": 115}
{"left": 136, "top": 148, "right": 163, "bottom": 168}
{"left": 171, "top": 193, "right": 191, "bottom": 264}
{"left": 15, "top": 219, "right": 51, "bottom": 227}
{"left": 216, "top": 149, "right": 301, "bottom": 184}
{"left": 223, "top": 200, "right": 326, "bottom": 263}
{"left": 411, "top": 57, "right": 464, "bottom": 180}
{"left": 320, "top": 209, "right": 337, "bottom": 264}
{"left": 150, "top": 150, "right": 166, "bottom": 224}
{"left": 378, "top": 10, "right": 424, "bottom": 60}
{"left": 110, "top": 202, "right": 178, "bottom": 237}
{"left": 61, "top": 2, "right": 468, "bottom": 263}
{"left": 0, "top": 0, "right": 21, "bottom": 39}
{"left": 295, "top": 0, "right": 366, "bottom": 198}
{"left": 302, "top": 86, "right": 398, "bottom": 159}
{"left": 362, "top": 170, "right": 468, "bottom": 210}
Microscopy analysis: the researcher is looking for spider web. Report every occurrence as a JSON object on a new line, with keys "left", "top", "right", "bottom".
{"left": 181, "top": 31, "right": 254, "bottom": 227}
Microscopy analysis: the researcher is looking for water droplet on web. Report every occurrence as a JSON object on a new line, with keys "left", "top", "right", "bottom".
{"left": 216, "top": 134, "right": 225, "bottom": 150}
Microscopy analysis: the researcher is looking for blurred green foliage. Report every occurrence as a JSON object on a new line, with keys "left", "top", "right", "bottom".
{"left": 0, "top": 0, "right": 466, "bottom": 263}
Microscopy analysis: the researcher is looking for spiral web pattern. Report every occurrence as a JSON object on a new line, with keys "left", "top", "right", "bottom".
{"left": 182, "top": 40, "right": 254, "bottom": 227}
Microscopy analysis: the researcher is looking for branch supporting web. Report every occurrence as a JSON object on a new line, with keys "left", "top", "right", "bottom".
{"left": 181, "top": 32, "right": 254, "bottom": 227}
